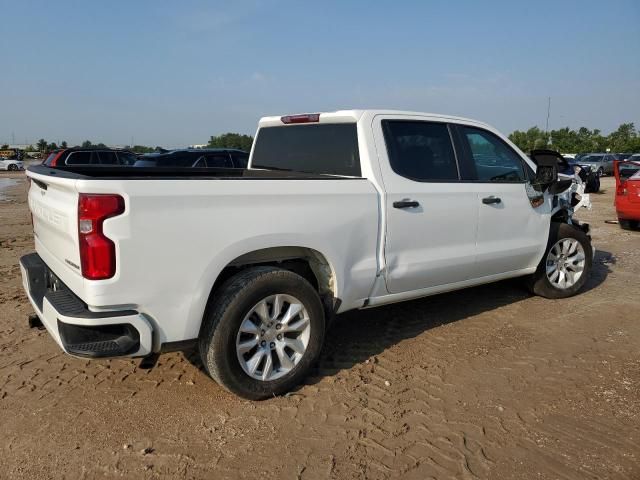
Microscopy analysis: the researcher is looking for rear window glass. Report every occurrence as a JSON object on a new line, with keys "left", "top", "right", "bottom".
{"left": 44, "top": 152, "right": 59, "bottom": 166}
{"left": 620, "top": 164, "right": 640, "bottom": 180}
{"left": 252, "top": 124, "right": 361, "bottom": 177}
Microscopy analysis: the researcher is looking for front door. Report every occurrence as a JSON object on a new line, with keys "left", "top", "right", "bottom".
{"left": 374, "top": 117, "right": 478, "bottom": 294}
{"left": 456, "top": 125, "right": 550, "bottom": 277}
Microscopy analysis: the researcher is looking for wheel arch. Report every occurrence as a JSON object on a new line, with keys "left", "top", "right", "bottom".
{"left": 189, "top": 244, "right": 340, "bottom": 340}
{"left": 212, "top": 246, "right": 337, "bottom": 299}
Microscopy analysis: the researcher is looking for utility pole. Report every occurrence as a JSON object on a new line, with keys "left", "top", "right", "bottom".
{"left": 545, "top": 97, "right": 552, "bottom": 145}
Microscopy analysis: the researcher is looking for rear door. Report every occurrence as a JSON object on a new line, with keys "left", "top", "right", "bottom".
{"left": 374, "top": 116, "right": 478, "bottom": 293}
{"left": 455, "top": 125, "right": 549, "bottom": 277}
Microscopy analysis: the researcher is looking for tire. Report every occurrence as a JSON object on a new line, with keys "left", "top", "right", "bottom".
{"left": 585, "top": 174, "right": 600, "bottom": 193}
{"left": 199, "top": 266, "right": 325, "bottom": 400}
{"left": 597, "top": 167, "right": 604, "bottom": 177}
{"left": 526, "top": 222, "right": 593, "bottom": 299}
{"left": 619, "top": 219, "right": 639, "bottom": 230}
{"left": 8, "top": 164, "right": 18, "bottom": 171}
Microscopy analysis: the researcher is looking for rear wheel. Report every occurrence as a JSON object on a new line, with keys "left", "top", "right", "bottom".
{"left": 527, "top": 223, "right": 592, "bottom": 299}
{"left": 199, "top": 266, "right": 325, "bottom": 400}
{"left": 619, "top": 219, "right": 639, "bottom": 230}
{"left": 8, "top": 164, "right": 18, "bottom": 171}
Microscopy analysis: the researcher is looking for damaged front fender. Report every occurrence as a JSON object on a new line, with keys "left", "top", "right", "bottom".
{"left": 551, "top": 173, "right": 592, "bottom": 224}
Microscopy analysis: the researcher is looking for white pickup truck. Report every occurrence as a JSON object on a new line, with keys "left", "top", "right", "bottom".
{"left": 21, "top": 110, "right": 593, "bottom": 399}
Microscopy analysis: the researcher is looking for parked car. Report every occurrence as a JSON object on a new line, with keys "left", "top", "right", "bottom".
{"left": 0, "top": 158, "right": 24, "bottom": 171}
{"left": 614, "top": 159, "right": 640, "bottom": 229}
{"left": 43, "top": 148, "right": 138, "bottom": 167}
{"left": 20, "top": 110, "right": 593, "bottom": 399}
{"left": 134, "top": 149, "right": 249, "bottom": 168}
{"left": 578, "top": 153, "right": 630, "bottom": 176}
{"left": 561, "top": 157, "right": 600, "bottom": 193}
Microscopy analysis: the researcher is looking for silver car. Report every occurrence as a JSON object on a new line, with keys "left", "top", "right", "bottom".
{"left": 0, "top": 158, "right": 24, "bottom": 171}
{"left": 578, "top": 154, "right": 622, "bottom": 176}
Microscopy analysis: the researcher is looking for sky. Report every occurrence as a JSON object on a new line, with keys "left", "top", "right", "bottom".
{"left": 1, "top": 0, "right": 639, "bottom": 147}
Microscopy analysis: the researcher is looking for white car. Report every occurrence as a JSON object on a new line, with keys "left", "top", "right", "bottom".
{"left": 0, "top": 158, "right": 24, "bottom": 171}
{"left": 20, "top": 110, "right": 593, "bottom": 399}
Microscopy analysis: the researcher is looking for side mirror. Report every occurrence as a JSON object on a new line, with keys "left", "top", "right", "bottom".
{"left": 529, "top": 149, "right": 567, "bottom": 192}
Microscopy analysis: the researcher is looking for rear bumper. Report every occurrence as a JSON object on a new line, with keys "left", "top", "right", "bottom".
{"left": 20, "top": 253, "right": 153, "bottom": 358}
{"left": 616, "top": 202, "right": 640, "bottom": 221}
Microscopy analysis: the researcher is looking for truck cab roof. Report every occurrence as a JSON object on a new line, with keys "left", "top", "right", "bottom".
{"left": 258, "top": 109, "right": 494, "bottom": 130}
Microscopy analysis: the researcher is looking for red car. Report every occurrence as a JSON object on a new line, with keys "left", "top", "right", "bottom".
{"left": 614, "top": 160, "right": 640, "bottom": 230}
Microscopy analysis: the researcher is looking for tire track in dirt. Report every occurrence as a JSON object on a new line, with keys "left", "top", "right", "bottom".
{"left": 1, "top": 175, "right": 639, "bottom": 479}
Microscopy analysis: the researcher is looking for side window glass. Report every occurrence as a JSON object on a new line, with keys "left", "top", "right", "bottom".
{"left": 163, "top": 153, "right": 196, "bottom": 167}
{"left": 193, "top": 156, "right": 206, "bottom": 168}
{"left": 65, "top": 151, "right": 91, "bottom": 165}
{"left": 206, "top": 154, "right": 233, "bottom": 168}
{"left": 382, "top": 120, "right": 459, "bottom": 181}
{"left": 462, "top": 127, "right": 526, "bottom": 182}
{"left": 231, "top": 152, "right": 249, "bottom": 168}
{"left": 117, "top": 152, "right": 137, "bottom": 165}
{"left": 98, "top": 151, "right": 118, "bottom": 165}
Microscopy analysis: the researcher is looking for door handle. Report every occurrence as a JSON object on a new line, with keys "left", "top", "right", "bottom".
{"left": 482, "top": 196, "right": 502, "bottom": 205}
{"left": 393, "top": 200, "right": 420, "bottom": 209}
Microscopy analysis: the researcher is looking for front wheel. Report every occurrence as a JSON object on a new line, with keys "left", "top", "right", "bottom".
{"left": 8, "top": 164, "right": 18, "bottom": 171}
{"left": 527, "top": 223, "right": 593, "bottom": 299}
{"left": 199, "top": 266, "right": 325, "bottom": 400}
{"left": 597, "top": 167, "right": 604, "bottom": 177}
{"left": 585, "top": 174, "right": 600, "bottom": 193}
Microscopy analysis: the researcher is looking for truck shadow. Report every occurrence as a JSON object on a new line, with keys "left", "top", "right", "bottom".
{"left": 184, "top": 249, "right": 613, "bottom": 388}
{"left": 304, "top": 248, "right": 614, "bottom": 386}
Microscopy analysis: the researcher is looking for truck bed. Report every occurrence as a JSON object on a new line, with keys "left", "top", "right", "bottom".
{"left": 28, "top": 164, "right": 358, "bottom": 180}
{"left": 25, "top": 164, "right": 380, "bottom": 348}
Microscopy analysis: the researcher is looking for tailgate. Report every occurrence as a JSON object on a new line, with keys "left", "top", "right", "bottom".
{"left": 27, "top": 170, "right": 83, "bottom": 291}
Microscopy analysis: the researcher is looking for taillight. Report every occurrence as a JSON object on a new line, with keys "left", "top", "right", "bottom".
{"left": 281, "top": 113, "right": 320, "bottom": 124}
{"left": 78, "top": 194, "right": 125, "bottom": 280}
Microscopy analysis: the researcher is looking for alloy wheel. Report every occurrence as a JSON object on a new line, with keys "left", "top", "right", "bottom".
{"left": 546, "top": 238, "right": 586, "bottom": 289}
{"left": 235, "top": 294, "right": 311, "bottom": 381}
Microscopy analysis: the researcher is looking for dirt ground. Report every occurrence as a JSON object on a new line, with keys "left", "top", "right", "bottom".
{"left": 1, "top": 171, "right": 639, "bottom": 480}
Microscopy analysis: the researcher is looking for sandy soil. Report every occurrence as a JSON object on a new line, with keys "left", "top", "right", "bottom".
{"left": 1, "top": 171, "right": 639, "bottom": 479}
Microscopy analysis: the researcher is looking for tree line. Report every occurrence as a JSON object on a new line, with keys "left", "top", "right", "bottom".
{"left": 508, "top": 123, "right": 640, "bottom": 154}
{"left": 13, "top": 124, "right": 640, "bottom": 157}
{"left": 15, "top": 132, "right": 254, "bottom": 154}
